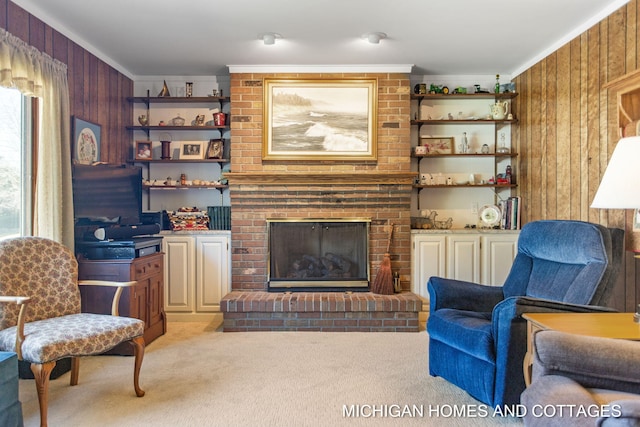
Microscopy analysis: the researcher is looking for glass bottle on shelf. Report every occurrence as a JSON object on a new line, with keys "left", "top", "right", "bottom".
{"left": 497, "top": 132, "right": 510, "bottom": 153}
{"left": 495, "top": 74, "right": 500, "bottom": 93}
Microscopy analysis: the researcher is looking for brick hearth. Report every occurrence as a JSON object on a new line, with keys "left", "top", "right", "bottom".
{"left": 221, "top": 291, "right": 422, "bottom": 332}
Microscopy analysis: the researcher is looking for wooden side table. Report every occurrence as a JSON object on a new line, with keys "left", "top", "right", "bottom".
{"left": 522, "top": 312, "right": 640, "bottom": 386}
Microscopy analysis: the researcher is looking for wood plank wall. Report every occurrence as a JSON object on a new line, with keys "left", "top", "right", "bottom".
{"left": 513, "top": 0, "right": 640, "bottom": 310}
{"left": 0, "top": 0, "right": 133, "bottom": 165}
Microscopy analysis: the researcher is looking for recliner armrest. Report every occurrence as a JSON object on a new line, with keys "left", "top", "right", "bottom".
{"left": 534, "top": 330, "right": 640, "bottom": 393}
{"left": 428, "top": 276, "right": 504, "bottom": 312}
{"left": 507, "top": 296, "right": 616, "bottom": 316}
{"left": 491, "top": 296, "right": 615, "bottom": 358}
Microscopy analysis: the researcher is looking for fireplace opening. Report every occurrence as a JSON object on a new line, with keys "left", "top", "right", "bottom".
{"left": 267, "top": 218, "right": 370, "bottom": 292}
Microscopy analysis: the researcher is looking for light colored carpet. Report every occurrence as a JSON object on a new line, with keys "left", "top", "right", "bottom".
{"left": 18, "top": 318, "right": 523, "bottom": 427}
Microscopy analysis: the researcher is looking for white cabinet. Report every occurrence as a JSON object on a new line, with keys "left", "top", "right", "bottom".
{"left": 481, "top": 233, "right": 519, "bottom": 286}
{"left": 163, "top": 233, "right": 230, "bottom": 320}
{"left": 447, "top": 234, "right": 480, "bottom": 282}
{"left": 412, "top": 231, "right": 519, "bottom": 301}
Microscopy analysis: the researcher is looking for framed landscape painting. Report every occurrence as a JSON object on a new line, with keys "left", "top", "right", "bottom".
{"left": 262, "top": 78, "right": 378, "bottom": 160}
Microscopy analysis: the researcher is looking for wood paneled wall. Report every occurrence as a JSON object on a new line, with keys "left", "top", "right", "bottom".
{"left": 0, "top": 0, "right": 133, "bottom": 164}
{"left": 513, "top": 0, "right": 640, "bottom": 310}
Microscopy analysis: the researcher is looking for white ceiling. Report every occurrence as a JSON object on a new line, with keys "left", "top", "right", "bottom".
{"left": 12, "top": 0, "right": 629, "bottom": 79}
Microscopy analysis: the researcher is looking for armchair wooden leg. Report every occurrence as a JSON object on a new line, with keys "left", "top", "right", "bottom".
{"left": 31, "top": 361, "right": 56, "bottom": 427}
{"left": 70, "top": 357, "right": 80, "bottom": 386}
{"left": 130, "top": 336, "right": 145, "bottom": 397}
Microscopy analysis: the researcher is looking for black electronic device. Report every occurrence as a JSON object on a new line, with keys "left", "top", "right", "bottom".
{"left": 72, "top": 164, "right": 143, "bottom": 226}
{"left": 76, "top": 236, "right": 163, "bottom": 260}
{"left": 90, "top": 223, "right": 161, "bottom": 241}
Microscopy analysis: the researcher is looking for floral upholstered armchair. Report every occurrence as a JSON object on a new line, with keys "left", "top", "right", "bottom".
{"left": 0, "top": 237, "right": 146, "bottom": 427}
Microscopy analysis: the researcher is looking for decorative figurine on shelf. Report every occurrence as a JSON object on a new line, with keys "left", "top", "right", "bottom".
{"left": 460, "top": 132, "right": 470, "bottom": 153}
{"left": 158, "top": 80, "right": 170, "bottom": 97}
{"left": 138, "top": 115, "right": 148, "bottom": 126}
{"left": 194, "top": 114, "right": 205, "bottom": 126}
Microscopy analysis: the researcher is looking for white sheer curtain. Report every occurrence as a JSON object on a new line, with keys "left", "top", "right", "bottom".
{"left": 0, "top": 27, "right": 73, "bottom": 247}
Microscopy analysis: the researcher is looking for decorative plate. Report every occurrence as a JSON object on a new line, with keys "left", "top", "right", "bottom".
{"left": 480, "top": 205, "right": 502, "bottom": 227}
{"left": 76, "top": 127, "right": 98, "bottom": 164}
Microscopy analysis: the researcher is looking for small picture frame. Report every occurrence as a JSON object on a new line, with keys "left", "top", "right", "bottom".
{"left": 207, "top": 139, "right": 224, "bottom": 159}
{"left": 179, "top": 141, "right": 205, "bottom": 160}
{"left": 420, "top": 137, "right": 453, "bottom": 154}
{"left": 135, "top": 141, "right": 152, "bottom": 160}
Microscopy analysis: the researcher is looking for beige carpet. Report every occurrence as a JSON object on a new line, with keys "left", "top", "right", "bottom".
{"left": 18, "top": 318, "right": 522, "bottom": 427}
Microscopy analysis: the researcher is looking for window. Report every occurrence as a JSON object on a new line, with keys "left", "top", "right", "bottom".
{"left": 0, "top": 86, "right": 32, "bottom": 239}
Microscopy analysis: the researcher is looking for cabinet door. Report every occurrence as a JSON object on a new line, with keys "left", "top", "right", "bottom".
{"left": 163, "top": 236, "right": 195, "bottom": 312}
{"left": 411, "top": 235, "right": 446, "bottom": 299}
{"left": 148, "top": 271, "right": 164, "bottom": 328}
{"left": 195, "top": 236, "right": 230, "bottom": 312}
{"left": 132, "top": 280, "right": 148, "bottom": 325}
{"left": 481, "top": 234, "right": 518, "bottom": 286}
{"left": 446, "top": 235, "right": 480, "bottom": 283}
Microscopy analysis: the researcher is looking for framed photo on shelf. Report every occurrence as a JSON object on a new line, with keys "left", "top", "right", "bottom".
{"left": 135, "top": 141, "right": 152, "bottom": 160}
{"left": 207, "top": 139, "right": 224, "bottom": 159}
{"left": 72, "top": 117, "right": 101, "bottom": 164}
{"left": 262, "top": 78, "right": 378, "bottom": 161}
{"left": 419, "top": 137, "right": 453, "bottom": 154}
{"left": 179, "top": 141, "right": 206, "bottom": 160}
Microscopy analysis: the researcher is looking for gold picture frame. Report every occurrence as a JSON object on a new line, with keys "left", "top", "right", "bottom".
{"left": 134, "top": 141, "right": 152, "bottom": 160}
{"left": 262, "top": 78, "right": 378, "bottom": 161}
{"left": 419, "top": 137, "right": 454, "bottom": 155}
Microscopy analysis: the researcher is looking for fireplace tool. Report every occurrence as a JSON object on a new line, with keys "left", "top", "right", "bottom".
{"left": 371, "top": 222, "right": 394, "bottom": 295}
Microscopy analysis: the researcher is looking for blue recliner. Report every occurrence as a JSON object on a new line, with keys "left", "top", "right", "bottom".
{"left": 426, "top": 220, "right": 624, "bottom": 408}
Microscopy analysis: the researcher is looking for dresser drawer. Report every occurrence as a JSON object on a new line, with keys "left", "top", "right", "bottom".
{"left": 132, "top": 253, "right": 163, "bottom": 280}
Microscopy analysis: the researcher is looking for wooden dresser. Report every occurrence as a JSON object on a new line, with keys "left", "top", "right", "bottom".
{"left": 78, "top": 252, "right": 166, "bottom": 355}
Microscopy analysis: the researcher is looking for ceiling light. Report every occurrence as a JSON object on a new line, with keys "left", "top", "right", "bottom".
{"left": 259, "top": 32, "right": 281, "bottom": 45}
{"left": 363, "top": 32, "right": 387, "bottom": 44}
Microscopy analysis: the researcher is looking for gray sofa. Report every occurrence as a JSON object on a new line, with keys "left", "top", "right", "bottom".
{"left": 521, "top": 330, "right": 640, "bottom": 426}
{"left": 0, "top": 351, "right": 23, "bottom": 427}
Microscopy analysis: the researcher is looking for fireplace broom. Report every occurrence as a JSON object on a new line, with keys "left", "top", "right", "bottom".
{"left": 371, "top": 222, "right": 394, "bottom": 295}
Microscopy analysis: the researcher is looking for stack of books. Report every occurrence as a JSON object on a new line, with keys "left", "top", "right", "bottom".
{"left": 207, "top": 206, "right": 231, "bottom": 230}
{"left": 499, "top": 196, "right": 521, "bottom": 230}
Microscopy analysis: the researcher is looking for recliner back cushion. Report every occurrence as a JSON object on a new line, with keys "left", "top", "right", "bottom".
{"left": 502, "top": 220, "right": 609, "bottom": 304}
{"left": 0, "top": 237, "right": 81, "bottom": 330}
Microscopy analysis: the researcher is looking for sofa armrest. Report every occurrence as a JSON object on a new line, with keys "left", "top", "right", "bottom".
{"left": 428, "top": 276, "right": 504, "bottom": 312}
{"left": 534, "top": 330, "right": 640, "bottom": 393}
{"left": 78, "top": 280, "right": 137, "bottom": 316}
{"left": 598, "top": 400, "right": 640, "bottom": 426}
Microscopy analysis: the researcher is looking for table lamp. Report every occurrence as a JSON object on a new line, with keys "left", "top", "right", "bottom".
{"left": 591, "top": 136, "right": 640, "bottom": 256}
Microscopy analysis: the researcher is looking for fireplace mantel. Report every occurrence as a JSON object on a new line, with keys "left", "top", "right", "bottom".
{"left": 224, "top": 172, "right": 417, "bottom": 185}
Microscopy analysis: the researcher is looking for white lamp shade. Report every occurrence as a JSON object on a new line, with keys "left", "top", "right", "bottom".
{"left": 591, "top": 136, "right": 640, "bottom": 208}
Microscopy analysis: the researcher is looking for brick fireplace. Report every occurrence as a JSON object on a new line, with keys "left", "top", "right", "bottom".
{"left": 220, "top": 71, "right": 423, "bottom": 331}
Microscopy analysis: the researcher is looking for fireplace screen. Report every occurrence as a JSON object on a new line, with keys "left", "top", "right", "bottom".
{"left": 267, "top": 219, "right": 370, "bottom": 291}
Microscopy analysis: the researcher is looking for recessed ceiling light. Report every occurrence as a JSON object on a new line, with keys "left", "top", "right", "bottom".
{"left": 362, "top": 32, "right": 387, "bottom": 44}
{"left": 258, "top": 32, "right": 282, "bottom": 45}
